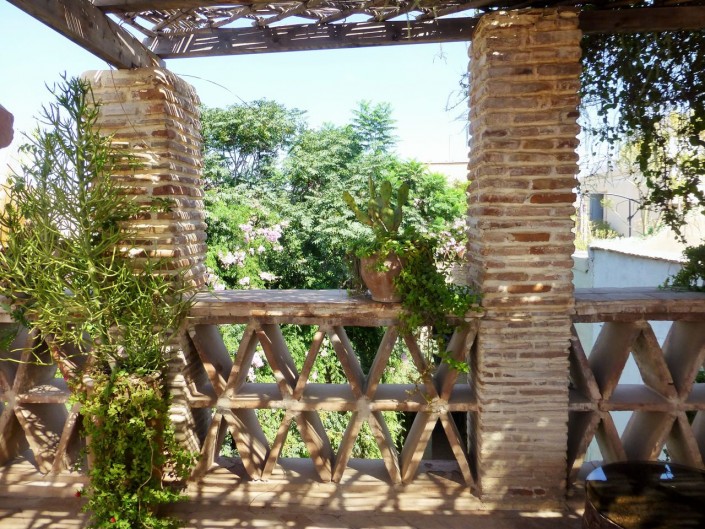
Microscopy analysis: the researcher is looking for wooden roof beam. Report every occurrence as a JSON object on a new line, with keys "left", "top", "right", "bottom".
{"left": 580, "top": 6, "right": 705, "bottom": 34}
{"left": 8, "top": 0, "right": 163, "bottom": 69}
{"left": 94, "top": 0, "right": 245, "bottom": 9}
{"left": 147, "top": 18, "right": 476, "bottom": 58}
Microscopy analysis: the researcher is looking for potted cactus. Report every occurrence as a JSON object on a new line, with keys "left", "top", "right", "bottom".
{"left": 343, "top": 178, "right": 409, "bottom": 302}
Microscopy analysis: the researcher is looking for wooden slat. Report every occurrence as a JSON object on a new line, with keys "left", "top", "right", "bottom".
{"left": 663, "top": 321, "right": 705, "bottom": 398}
{"left": 14, "top": 403, "right": 68, "bottom": 473}
{"left": 439, "top": 413, "right": 473, "bottom": 486}
{"left": 295, "top": 410, "right": 334, "bottom": 482}
{"left": 569, "top": 324, "right": 602, "bottom": 403}
{"left": 603, "top": 385, "right": 671, "bottom": 412}
{"left": 402, "top": 332, "right": 437, "bottom": 398}
{"left": 331, "top": 411, "right": 364, "bottom": 482}
{"left": 262, "top": 410, "right": 295, "bottom": 479}
{"left": 622, "top": 411, "right": 674, "bottom": 460}
{"left": 189, "top": 324, "right": 233, "bottom": 395}
{"left": 292, "top": 327, "right": 325, "bottom": 400}
{"left": 567, "top": 411, "right": 601, "bottom": 484}
{"left": 192, "top": 412, "right": 227, "bottom": 479}
{"left": 574, "top": 287, "right": 705, "bottom": 323}
{"left": 225, "top": 409, "right": 269, "bottom": 479}
{"left": 7, "top": 0, "right": 162, "bottom": 69}
{"left": 224, "top": 324, "right": 258, "bottom": 395}
{"left": 0, "top": 407, "right": 28, "bottom": 465}
{"left": 666, "top": 413, "right": 704, "bottom": 469}
{"left": 95, "top": 0, "right": 241, "bottom": 8}
{"left": 692, "top": 410, "right": 705, "bottom": 462}
{"left": 632, "top": 323, "right": 677, "bottom": 399}
{"left": 257, "top": 324, "right": 298, "bottom": 394}
{"left": 400, "top": 411, "right": 438, "bottom": 483}
{"left": 220, "top": 383, "right": 476, "bottom": 412}
{"left": 16, "top": 382, "right": 70, "bottom": 404}
{"left": 595, "top": 412, "right": 627, "bottom": 463}
{"left": 364, "top": 326, "right": 398, "bottom": 398}
{"left": 436, "top": 322, "right": 476, "bottom": 399}
{"left": 328, "top": 327, "right": 365, "bottom": 398}
{"left": 589, "top": 322, "right": 640, "bottom": 400}
{"left": 368, "top": 410, "right": 401, "bottom": 484}
{"left": 146, "top": 19, "right": 476, "bottom": 58}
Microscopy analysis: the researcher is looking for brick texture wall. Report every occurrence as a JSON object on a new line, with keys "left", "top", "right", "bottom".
{"left": 466, "top": 9, "right": 581, "bottom": 504}
{"left": 83, "top": 68, "right": 207, "bottom": 287}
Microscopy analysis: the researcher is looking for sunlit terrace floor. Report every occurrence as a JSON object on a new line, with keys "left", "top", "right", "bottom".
{"left": 0, "top": 459, "right": 584, "bottom": 529}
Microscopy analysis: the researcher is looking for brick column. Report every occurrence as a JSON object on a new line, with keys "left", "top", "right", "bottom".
{"left": 466, "top": 9, "right": 581, "bottom": 504}
{"left": 84, "top": 68, "right": 207, "bottom": 451}
{"left": 84, "top": 68, "right": 207, "bottom": 287}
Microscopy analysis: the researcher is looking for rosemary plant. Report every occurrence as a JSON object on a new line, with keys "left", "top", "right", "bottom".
{"left": 0, "top": 76, "right": 195, "bottom": 529}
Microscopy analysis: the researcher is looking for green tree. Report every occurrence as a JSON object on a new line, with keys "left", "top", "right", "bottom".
{"left": 352, "top": 100, "right": 397, "bottom": 154}
{"left": 201, "top": 100, "right": 304, "bottom": 188}
{"left": 284, "top": 124, "right": 362, "bottom": 200}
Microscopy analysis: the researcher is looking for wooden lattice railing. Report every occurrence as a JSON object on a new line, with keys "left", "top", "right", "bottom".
{"left": 568, "top": 287, "right": 705, "bottom": 484}
{"left": 2, "top": 287, "right": 705, "bottom": 499}
{"left": 179, "top": 290, "right": 478, "bottom": 487}
{"left": 0, "top": 290, "right": 480, "bottom": 491}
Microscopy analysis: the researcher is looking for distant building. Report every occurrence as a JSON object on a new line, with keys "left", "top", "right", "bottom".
{"left": 579, "top": 171, "right": 661, "bottom": 238}
{"left": 423, "top": 161, "right": 468, "bottom": 184}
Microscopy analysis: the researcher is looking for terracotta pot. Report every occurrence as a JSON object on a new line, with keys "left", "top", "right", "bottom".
{"left": 360, "top": 253, "right": 403, "bottom": 302}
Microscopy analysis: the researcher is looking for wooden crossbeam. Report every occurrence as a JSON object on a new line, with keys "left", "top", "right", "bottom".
{"left": 146, "top": 19, "right": 476, "bottom": 58}
{"left": 94, "top": 0, "right": 227, "bottom": 8}
{"left": 7, "top": 0, "right": 163, "bottom": 69}
{"left": 580, "top": 6, "right": 705, "bottom": 34}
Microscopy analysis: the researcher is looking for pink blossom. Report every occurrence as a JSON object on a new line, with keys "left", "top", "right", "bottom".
{"left": 252, "top": 352, "right": 264, "bottom": 369}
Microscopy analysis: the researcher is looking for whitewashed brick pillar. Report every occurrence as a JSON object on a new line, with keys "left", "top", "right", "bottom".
{"left": 466, "top": 9, "right": 581, "bottom": 503}
{"left": 84, "top": 68, "right": 207, "bottom": 451}
{"left": 84, "top": 68, "right": 207, "bottom": 286}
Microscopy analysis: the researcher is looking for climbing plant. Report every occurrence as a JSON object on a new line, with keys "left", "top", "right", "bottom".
{"left": 581, "top": 30, "right": 705, "bottom": 238}
{"left": 0, "top": 76, "right": 195, "bottom": 528}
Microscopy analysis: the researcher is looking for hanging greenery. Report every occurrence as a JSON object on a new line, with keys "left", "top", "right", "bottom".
{"left": 0, "top": 76, "right": 195, "bottom": 528}
{"left": 581, "top": 30, "right": 705, "bottom": 237}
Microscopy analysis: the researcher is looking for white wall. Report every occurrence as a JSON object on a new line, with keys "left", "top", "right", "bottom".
{"left": 572, "top": 243, "right": 684, "bottom": 461}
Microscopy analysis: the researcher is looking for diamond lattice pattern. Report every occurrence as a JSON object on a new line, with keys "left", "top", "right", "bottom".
{"left": 568, "top": 320, "right": 705, "bottom": 483}
{"left": 184, "top": 322, "right": 477, "bottom": 485}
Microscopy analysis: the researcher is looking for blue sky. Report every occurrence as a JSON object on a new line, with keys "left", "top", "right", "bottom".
{"left": 0, "top": 3, "right": 471, "bottom": 172}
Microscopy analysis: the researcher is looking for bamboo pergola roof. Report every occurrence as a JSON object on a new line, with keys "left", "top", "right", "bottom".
{"left": 8, "top": 1, "right": 705, "bottom": 68}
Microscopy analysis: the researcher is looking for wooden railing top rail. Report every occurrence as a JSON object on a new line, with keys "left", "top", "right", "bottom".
{"left": 188, "top": 289, "right": 483, "bottom": 325}
{"left": 3, "top": 287, "right": 703, "bottom": 325}
{"left": 574, "top": 287, "right": 705, "bottom": 323}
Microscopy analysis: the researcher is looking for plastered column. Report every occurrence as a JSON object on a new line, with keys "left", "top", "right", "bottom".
{"left": 466, "top": 9, "right": 581, "bottom": 504}
{"left": 85, "top": 68, "right": 207, "bottom": 451}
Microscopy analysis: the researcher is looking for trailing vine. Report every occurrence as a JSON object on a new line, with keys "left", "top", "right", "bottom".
{"left": 0, "top": 76, "right": 195, "bottom": 528}
{"left": 393, "top": 234, "right": 480, "bottom": 371}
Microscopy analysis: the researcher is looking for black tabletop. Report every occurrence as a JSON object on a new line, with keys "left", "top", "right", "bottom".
{"left": 585, "top": 461, "right": 705, "bottom": 528}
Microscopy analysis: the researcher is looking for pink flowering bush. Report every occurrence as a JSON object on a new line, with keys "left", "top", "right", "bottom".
{"left": 205, "top": 187, "right": 285, "bottom": 291}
